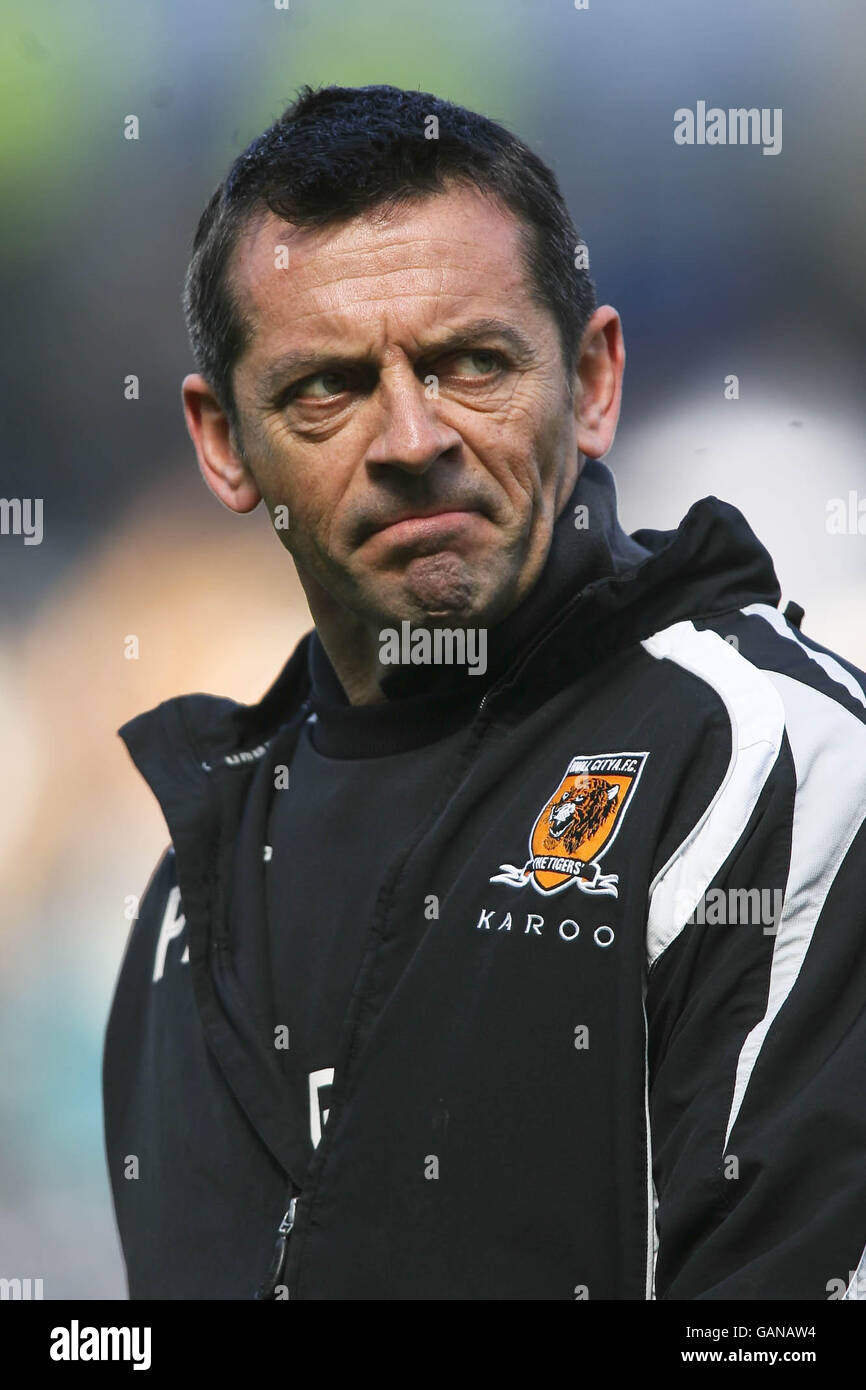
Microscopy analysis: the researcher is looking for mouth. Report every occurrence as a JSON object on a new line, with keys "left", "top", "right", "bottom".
{"left": 367, "top": 509, "right": 484, "bottom": 545}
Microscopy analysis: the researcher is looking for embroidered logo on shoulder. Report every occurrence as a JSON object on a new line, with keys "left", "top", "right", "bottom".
{"left": 490, "top": 751, "right": 649, "bottom": 897}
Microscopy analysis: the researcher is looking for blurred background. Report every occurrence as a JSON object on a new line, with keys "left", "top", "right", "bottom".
{"left": 1, "top": 0, "right": 864, "bottom": 1298}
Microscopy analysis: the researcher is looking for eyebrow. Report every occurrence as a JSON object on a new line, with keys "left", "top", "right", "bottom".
{"left": 255, "top": 317, "right": 537, "bottom": 402}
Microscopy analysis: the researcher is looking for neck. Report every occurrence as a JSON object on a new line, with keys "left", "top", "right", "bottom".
{"left": 299, "top": 584, "right": 389, "bottom": 706}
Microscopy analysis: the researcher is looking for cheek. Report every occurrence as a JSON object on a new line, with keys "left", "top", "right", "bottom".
{"left": 482, "top": 385, "right": 570, "bottom": 470}
{"left": 245, "top": 428, "right": 325, "bottom": 521}
{"left": 258, "top": 455, "right": 353, "bottom": 568}
{"left": 474, "top": 429, "right": 553, "bottom": 508}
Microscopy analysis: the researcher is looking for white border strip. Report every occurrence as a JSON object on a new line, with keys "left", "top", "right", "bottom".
{"left": 723, "top": 671, "right": 866, "bottom": 1148}
{"left": 642, "top": 622, "right": 785, "bottom": 969}
{"left": 844, "top": 1242, "right": 866, "bottom": 1300}
{"left": 642, "top": 984, "right": 658, "bottom": 1300}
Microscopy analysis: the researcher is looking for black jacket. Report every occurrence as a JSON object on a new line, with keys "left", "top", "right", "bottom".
{"left": 103, "top": 461, "right": 866, "bottom": 1300}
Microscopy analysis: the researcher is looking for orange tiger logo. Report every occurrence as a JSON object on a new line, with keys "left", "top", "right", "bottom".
{"left": 490, "top": 751, "right": 649, "bottom": 897}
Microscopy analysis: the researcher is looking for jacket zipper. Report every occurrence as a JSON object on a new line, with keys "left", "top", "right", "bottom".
{"left": 251, "top": 624, "right": 574, "bottom": 1296}
{"left": 475, "top": 579, "right": 607, "bottom": 721}
{"left": 255, "top": 1195, "right": 298, "bottom": 1299}
{"left": 249, "top": 705, "right": 315, "bottom": 1298}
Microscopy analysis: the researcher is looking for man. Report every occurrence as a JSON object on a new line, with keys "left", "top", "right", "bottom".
{"left": 103, "top": 83, "right": 866, "bottom": 1300}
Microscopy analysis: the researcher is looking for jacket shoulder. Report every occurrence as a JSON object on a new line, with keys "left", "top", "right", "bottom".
{"left": 700, "top": 602, "right": 866, "bottom": 726}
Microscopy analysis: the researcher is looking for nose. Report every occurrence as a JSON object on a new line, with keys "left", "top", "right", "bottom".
{"left": 364, "top": 364, "right": 462, "bottom": 474}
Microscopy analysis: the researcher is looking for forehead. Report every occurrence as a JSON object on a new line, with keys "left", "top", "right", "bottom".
{"left": 228, "top": 184, "right": 542, "bottom": 363}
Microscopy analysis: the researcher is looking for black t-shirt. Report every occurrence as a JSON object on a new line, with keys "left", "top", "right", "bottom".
{"left": 263, "top": 709, "right": 471, "bottom": 1175}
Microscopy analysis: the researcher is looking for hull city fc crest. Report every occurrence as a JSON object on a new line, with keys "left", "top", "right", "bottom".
{"left": 490, "top": 751, "right": 649, "bottom": 898}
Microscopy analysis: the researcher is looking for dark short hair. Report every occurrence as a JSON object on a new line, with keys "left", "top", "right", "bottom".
{"left": 183, "top": 83, "right": 596, "bottom": 436}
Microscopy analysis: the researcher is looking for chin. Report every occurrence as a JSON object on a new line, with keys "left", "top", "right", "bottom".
{"left": 383, "top": 552, "right": 479, "bottom": 620}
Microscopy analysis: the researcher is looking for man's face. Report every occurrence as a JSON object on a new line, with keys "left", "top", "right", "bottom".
{"left": 227, "top": 183, "right": 584, "bottom": 630}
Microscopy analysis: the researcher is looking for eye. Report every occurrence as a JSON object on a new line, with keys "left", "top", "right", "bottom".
{"left": 445, "top": 350, "right": 503, "bottom": 378}
{"left": 294, "top": 370, "right": 353, "bottom": 400}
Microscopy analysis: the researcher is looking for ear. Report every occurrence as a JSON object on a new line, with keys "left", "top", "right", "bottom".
{"left": 573, "top": 306, "right": 626, "bottom": 460}
{"left": 181, "top": 374, "right": 262, "bottom": 514}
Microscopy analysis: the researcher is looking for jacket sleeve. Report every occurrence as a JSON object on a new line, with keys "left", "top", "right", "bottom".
{"left": 102, "top": 845, "right": 182, "bottom": 1260}
{"left": 645, "top": 718, "right": 866, "bottom": 1300}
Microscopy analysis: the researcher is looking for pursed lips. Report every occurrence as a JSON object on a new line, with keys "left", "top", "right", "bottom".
{"left": 369, "top": 507, "right": 483, "bottom": 537}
